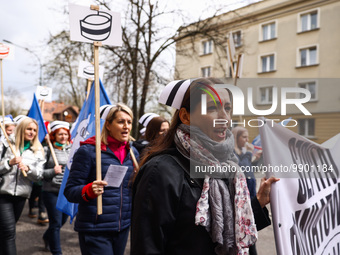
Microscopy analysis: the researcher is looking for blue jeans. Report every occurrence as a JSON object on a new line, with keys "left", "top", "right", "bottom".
{"left": 42, "top": 191, "right": 68, "bottom": 255}
{"left": 78, "top": 227, "right": 130, "bottom": 255}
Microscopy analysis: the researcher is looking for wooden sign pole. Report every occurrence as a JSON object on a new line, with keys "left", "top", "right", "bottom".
{"left": 46, "top": 135, "right": 59, "bottom": 166}
{"left": 0, "top": 59, "right": 5, "bottom": 120}
{"left": 227, "top": 38, "right": 235, "bottom": 79}
{"left": 232, "top": 54, "right": 243, "bottom": 122}
{"left": 41, "top": 100, "right": 45, "bottom": 114}
{"left": 86, "top": 79, "right": 92, "bottom": 100}
{"left": 234, "top": 54, "right": 241, "bottom": 86}
{"left": 0, "top": 59, "right": 24, "bottom": 175}
{"left": 94, "top": 41, "right": 103, "bottom": 215}
{"left": 37, "top": 99, "right": 59, "bottom": 167}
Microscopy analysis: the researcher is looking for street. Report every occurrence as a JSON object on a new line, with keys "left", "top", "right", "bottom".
{"left": 17, "top": 178, "right": 276, "bottom": 254}
{"left": 16, "top": 201, "right": 80, "bottom": 255}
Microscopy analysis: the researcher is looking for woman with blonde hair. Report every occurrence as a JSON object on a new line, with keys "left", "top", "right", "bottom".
{"left": 14, "top": 118, "right": 43, "bottom": 154}
{"left": 65, "top": 103, "right": 139, "bottom": 255}
{"left": 0, "top": 117, "right": 45, "bottom": 254}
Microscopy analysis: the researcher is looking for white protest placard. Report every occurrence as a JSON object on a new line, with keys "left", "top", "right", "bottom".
{"left": 69, "top": 3, "right": 122, "bottom": 46}
{"left": 36, "top": 86, "right": 53, "bottom": 102}
{"left": 103, "top": 165, "right": 128, "bottom": 188}
{"left": 77, "top": 60, "right": 104, "bottom": 80}
{"left": 259, "top": 119, "right": 340, "bottom": 255}
{"left": 0, "top": 44, "right": 15, "bottom": 60}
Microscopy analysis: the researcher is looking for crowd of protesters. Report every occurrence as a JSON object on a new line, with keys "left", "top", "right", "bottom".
{"left": 0, "top": 77, "right": 279, "bottom": 255}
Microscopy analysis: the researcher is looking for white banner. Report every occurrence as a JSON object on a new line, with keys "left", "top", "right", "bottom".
{"left": 259, "top": 119, "right": 340, "bottom": 255}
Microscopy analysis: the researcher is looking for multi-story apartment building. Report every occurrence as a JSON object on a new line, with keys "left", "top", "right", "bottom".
{"left": 175, "top": 0, "right": 340, "bottom": 144}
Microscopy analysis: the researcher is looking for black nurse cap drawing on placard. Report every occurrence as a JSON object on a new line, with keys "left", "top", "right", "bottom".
{"left": 77, "top": 61, "right": 105, "bottom": 80}
{"left": 83, "top": 65, "right": 95, "bottom": 79}
{"left": 36, "top": 86, "right": 53, "bottom": 102}
{"left": 69, "top": 4, "right": 122, "bottom": 47}
{"left": 80, "top": 10, "right": 112, "bottom": 42}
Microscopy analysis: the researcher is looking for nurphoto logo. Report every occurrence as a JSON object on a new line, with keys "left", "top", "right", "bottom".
{"left": 200, "top": 83, "right": 312, "bottom": 128}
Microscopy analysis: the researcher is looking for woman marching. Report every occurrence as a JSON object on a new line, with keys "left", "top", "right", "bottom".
{"left": 134, "top": 114, "right": 170, "bottom": 156}
{"left": 131, "top": 78, "right": 278, "bottom": 255}
{"left": 144, "top": 116, "right": 170, "bottom": 144}
{"left": 0, "top": 117, "right": 45, "bottom": 255}
{"left": 42, "top": 121, "right": 71, "bottom": 254}
{"left": 64, "top": 103, "right": 139, "bottom": 255}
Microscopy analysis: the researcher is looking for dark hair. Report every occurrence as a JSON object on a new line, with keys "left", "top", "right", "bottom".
{"left": 140, "top": 77, "right": 231, "bottom": 166}
{"left": 49, "top": 128, "right": 71, "bottom": 144}
{"left": 145, "top": 116, "right": 169, "bottom": 142}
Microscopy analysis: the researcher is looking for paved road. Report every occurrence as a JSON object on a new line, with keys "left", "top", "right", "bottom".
{"left": 17, "top": 179, "right": 277, "bottom": 254}
{"left": 257, "top": 206, "right": 277, "bottom": 255}
{"left": 16, "top": 202, "right": 80, "bottom": 255}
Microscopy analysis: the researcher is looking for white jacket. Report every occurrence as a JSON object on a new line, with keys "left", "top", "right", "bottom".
{"left": 0, "top": 145, "right": 45, "bottom": 198}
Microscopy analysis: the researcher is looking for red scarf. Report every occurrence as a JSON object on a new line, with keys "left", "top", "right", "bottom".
{"left": 81, "top": 135, "right": 129, "bottom": 164}
{"left": 107, "top": 136, "right": 129, "bottom": 164}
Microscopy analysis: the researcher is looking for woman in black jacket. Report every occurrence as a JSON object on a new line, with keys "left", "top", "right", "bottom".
{"left": 131, "top": 78, "right": 279, "bottom": 255}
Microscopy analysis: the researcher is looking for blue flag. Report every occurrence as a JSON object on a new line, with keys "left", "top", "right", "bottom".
{"left": 56, "top": 80, "right": 111, "bottom": 223}
{"left": 27, "top": 93, "right": 48, "bottom": 143}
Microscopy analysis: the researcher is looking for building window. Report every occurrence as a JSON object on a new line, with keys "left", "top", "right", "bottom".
{"left": 298, "top": 81, "right": 317, "bottom": 101}
{"left": 201, "top": 66, "right": 211, "bottom": 77}
{"left": 299, "top": 46, "right": 317, "bottom": 67}
{"left": 299, "top": 10, "right": 318, "bottom": 32}
{"left": 298, "top": 119, "right": 315, "bottom": 137}
{"left": 261, "top": 22, "right": 276, "bottom": 41}
{"left": 233, "top": 31, "right": 242, "bottom": 47}
{"left": 261, "top": 54, "right": 275, "bottom": 72}
{"left": 259, "top": 87, "right": 273, "bottom": 104}
{"left": 202, "top": 40, "right": 213, "bottom": 55}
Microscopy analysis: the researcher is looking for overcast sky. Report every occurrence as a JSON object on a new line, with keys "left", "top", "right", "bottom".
{"left": 0, "top": 0, "right": 256, "bottom": 110}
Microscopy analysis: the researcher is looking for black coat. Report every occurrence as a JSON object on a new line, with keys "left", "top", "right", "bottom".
{"left": 131, "top": 148, "right": 271, "bottom": 255}
{"left": 131, "top": 148, "right": 215, "bottom": 255}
